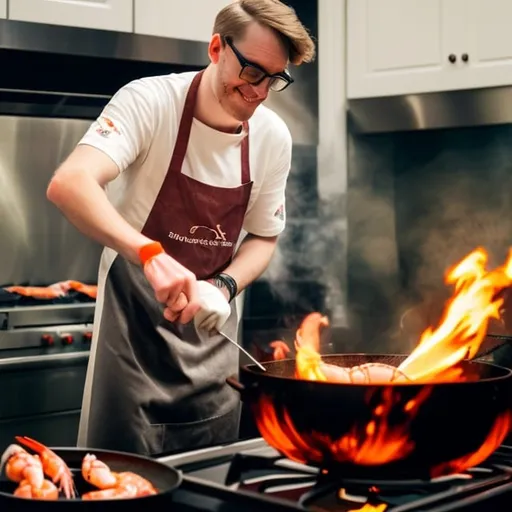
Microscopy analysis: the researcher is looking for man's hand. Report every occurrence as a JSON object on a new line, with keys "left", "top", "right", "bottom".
{"left": 142, "top": 249, "right": 201, "bottom": 324}
{"left": 193, "top": 281, "right": 231, "bottom": 333}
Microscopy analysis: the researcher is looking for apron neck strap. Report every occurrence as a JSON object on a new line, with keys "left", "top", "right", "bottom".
{"left": 169, "top": 70, "right": 203, "bottom": 173}
{"left": 241, "top": 121, "right": 250, "bottom": 184}
{"left": 170, "top": 70, "right": 251, "bottom": 184}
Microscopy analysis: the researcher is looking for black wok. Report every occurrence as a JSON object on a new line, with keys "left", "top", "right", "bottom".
{"left": 227, "top": 354, "right": 512, "bottom": 481}
{"left": 0, "top": 446, "right": 181, "bottom": 511}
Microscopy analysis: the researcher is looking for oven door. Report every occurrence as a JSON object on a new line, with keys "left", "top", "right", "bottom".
{"left": 0, "top": 350, "right": 89, "bottom": 448}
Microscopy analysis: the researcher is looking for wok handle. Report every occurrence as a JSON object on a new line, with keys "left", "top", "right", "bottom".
{"left": 226, "top": 376, "right": 245, "bottom": 392}
{"left": 226, "top": 376, "right": 258, "bottom": 402}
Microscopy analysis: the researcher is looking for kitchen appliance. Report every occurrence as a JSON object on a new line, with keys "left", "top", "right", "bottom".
{"left": 154, "top": 436, "right": 512, "bottom": 510}
{"left": 0, "top": 115, "right": 104, "bottom": 449}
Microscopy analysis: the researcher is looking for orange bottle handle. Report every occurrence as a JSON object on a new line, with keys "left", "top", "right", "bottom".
{"left": 139, "top": 241, "right": 164, "bottom": 266}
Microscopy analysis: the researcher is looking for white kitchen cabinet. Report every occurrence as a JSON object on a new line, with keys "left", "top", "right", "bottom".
{"left": 464, "top": 0, "right": 512, "bottom": 89}
{"left": 135, "top": 0, "right": 233, "bottom": 42}
{"left": 347, "top": 0, "right": 512, "bottom": 99}
{"left": 8, "top": 0, "right": 132, "bottom": 33}
{"left": 0, "top": 0, "right": 6, "bottom": 19}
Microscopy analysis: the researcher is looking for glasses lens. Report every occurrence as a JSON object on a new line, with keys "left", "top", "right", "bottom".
{"left": 240, "top": 65, "right": 266, "bottom": 84}
{"left": 269, "top": 77, "right": 290, "bottom": 92}
{"left": 240, "top": 65, "right": 291, "bottom": 92}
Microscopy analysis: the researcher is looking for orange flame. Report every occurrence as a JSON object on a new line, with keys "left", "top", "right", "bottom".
{"left": 255, "top": 386, "right": 432, "bottom": 467}
{"left": 254, "top": 341, "right": 290, "bottom": 364}
{"left": 348, "top": 505, "right": 387, "bottom": 512}
{"left": 429, "top": 410, "right": 512, "bottom": 477}
{"left": 397, "top": 247, "right": 512, "bottom": 381}
{"left": 270, "top": 341, "right": 290, "bottom": 361}
{"left": 254, "top": 393, "right": 510, "bottom": 475}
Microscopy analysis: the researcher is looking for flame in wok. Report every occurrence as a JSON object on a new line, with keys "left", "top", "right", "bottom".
{"left": 430, "top": 410, "right": 512, "bottom": 477}
{"left": 397, "top": 248, "right": 512, "bottom": 381}
{"left": 254, "top": 393, "right": 511, "bottom": 477}
{"left": 293, "top": 247, "right": 512, "bottom": 384}
{"left": 255, "top": 387, "right": 432, "bottom": 466}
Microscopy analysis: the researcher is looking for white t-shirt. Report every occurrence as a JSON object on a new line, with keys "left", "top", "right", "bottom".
{"left": 78, "top": 71, "right": 292, "bottom": 237}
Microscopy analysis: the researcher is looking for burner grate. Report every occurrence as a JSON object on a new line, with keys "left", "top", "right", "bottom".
{"left": 226, "top": 446, "right": 512, "bottom": 511}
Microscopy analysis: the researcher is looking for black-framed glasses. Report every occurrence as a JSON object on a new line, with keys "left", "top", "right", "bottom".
{"left": 224, "top": 36, "right": 294, "bottom": 92}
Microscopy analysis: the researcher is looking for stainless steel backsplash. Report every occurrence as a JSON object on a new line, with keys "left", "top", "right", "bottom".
{"left": 347, "top": 123, "right": 512, "bottom": 352}
{"left": 0, "top": 115, "right": 102, "bottom": 286}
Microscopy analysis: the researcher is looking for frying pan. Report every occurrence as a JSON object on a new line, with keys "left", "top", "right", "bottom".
{"left": 227, "top": 354, "right": 512, "bottom": 481}
{"left": 0, "top": 446, "right": 181, "bottom": 511}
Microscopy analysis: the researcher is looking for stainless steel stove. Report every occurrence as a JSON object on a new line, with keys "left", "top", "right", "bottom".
{"left": 0, "top": 299, "right": 94, "bottom": 449}
{"left": 156, "top": 437, "right": 512, "bottom": 511}
{"left": 0, "top": 113, "right": 102, "bottom": 449}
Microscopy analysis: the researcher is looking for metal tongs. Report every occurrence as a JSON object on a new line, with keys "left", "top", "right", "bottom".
{"left": 218, "top": 330, "right": 267, "bottom": 371}
{"left": 192, "top": 301, "right": 266, "bottom": 371}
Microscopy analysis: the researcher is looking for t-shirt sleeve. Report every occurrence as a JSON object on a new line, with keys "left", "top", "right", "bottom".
{"left": 78, "top": 78, "right": 159, "bottom": 173}
{"left": 243, "top": 126, "right": 292, "bottom": 237}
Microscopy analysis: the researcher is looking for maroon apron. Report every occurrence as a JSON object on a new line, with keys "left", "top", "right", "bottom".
{"left": 142, "top": 70, "right": 252, "bottom": 279}
{"left": 78, "top": 70, "right": 253, "bottom": 456}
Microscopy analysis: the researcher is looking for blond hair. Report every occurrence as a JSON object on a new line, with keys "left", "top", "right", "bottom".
{"left": 213, "top": 0, "right": 316, "bottom": 65}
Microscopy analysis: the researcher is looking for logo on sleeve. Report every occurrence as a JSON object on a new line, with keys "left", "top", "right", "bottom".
{"left": 273, "top": 204, "right": 285, "bottom": 221}
{"left": 95, "top": 116, "right": 121, "bottom": 138}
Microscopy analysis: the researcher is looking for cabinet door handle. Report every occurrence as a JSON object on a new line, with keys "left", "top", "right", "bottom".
{"left": 448, "top": 54, "right": 457, "bottom": 63}
{"left": 461, "top": 53, "right": 469, "bottom": 62}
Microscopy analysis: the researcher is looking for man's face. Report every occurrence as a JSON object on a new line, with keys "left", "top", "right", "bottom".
{"left": 210, "top": 22, "right": 289, "bottom": 122}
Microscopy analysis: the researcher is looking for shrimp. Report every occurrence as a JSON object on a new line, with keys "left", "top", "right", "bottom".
{"left": 321, "top": 362, "right": 410, "bottom": 383}
{"left": 13, "top": 479, "right": 59, "bottom": 500}
{"left": 115, "top": 472, "right": 158, "bottom": 496}
{"left": 81, "top": 453, "right": 117, "bottom": 489}
{"left": 15, "top": 436, "right": 75, "bottom": 499}
{"left": 0, "top": 444, "right": 59, "bottom": 500}
{"left": 293, "top": 312, "right": 410, "bottom": 383}
{"left": 1, "top": 444, "right": 44, "bottom": 488}
{"left": 82, "top": 484, "right": 139, "bottom": 500}
{"left": 81, "top": 453, "right": 157, "bottom": 500}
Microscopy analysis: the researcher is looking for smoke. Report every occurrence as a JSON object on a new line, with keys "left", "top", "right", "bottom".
{"left": 260, "top": 144, "right": 346, "bottom": 328}
{"left": 253, "top": 125, "right": 512, "bottom": 354}
{"left": 262, "top": 199, "right": 345, "bottom": 321}
{"left": 345, "top": 184, "right": 403, "bottom": 351}
{"left": 397, "top": 169, "right": 512, "bottom": 293}
{"left": 345, "top": 125, "right": 512, "bottom": 352}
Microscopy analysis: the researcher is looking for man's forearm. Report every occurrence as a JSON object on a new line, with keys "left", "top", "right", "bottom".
{"left": 47, "top": 168, "right": 151, "bottom": 264}
{"left": 223, "top": 234, "right": 278, "bottom": 294}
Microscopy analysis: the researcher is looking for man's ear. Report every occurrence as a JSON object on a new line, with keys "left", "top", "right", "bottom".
{"left": 208, "top": 33, "right": 223, "bottom": 64}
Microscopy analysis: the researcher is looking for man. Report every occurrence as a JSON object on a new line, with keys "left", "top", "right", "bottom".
{"left": 47, "top": 0, "right": 315, "bottom": 456}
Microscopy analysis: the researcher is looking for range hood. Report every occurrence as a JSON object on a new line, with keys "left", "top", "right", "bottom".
{"left": 348, "top": 86, "right": 512, "bottom": 134}
{"left": 0, "top": 19, "right": 209, "bottom": 119}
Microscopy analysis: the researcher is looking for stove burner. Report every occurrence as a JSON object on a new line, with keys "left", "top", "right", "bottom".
{"left": 225, "top": 445, "right": 512, "bottom": 511}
